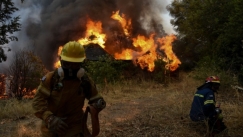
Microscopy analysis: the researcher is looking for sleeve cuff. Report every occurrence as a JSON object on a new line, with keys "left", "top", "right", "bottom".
{"left": 42, "top": 111, "right": 53, "bottom": 121}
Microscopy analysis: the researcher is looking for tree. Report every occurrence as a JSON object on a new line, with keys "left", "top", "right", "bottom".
{"left": 0, "top": 74, "right": 5, "bottom": 95}
{"left": 167, "top": 0, "right": 243, "bottom": 71}
{"left": 8, "top": 49, "right": 47, "bottom": 99}
{"left": 0, "top": 0, "right": 21, "bottom": 62}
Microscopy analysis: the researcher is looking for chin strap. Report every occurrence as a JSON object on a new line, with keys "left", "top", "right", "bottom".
{"left": 82, "top": 106, "right": 100, "bottom": 137}
{"left": 57, "top": 67, "right": 85, "bottom": 80}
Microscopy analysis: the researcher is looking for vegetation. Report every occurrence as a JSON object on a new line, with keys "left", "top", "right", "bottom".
{"left": 0, "top": 0, "right": 21, "bottom": 62}
{"left": 167, "top": 0, "right": 243, "bottom": 84}
{"left": 0, "top": 72, "right": 242, "bottom": 137}
{"left": 0, "top": 0, "right": 243, "bottom": 136}
{"left": 85, "top": 55, "right": 129, "bottom": 84}
{"left": 7, "top": 49, "right": 47, "bottom": 99}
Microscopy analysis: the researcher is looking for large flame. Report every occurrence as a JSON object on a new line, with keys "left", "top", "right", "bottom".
{"left": 54, "top": 11, "right": 181, "bottom": 72}
{"left": 158, "top": 35, "right": 181, "bottom": 71}
{"left": 111, "top": 10, "right": 131, "bottom": 36}
{"left": 78, "top": 19, "right": 106, "bottom": 48}
{"left": 54, "top": 46, "right": 62, "bottom": 68}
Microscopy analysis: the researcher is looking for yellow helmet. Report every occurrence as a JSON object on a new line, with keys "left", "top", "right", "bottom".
{"left": 60, "top": 41, "right": 86, "bottom": 62}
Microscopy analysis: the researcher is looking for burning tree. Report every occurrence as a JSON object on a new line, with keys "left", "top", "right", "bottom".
{"left": 8, "top": 49, "right": 47, "bottom": 99}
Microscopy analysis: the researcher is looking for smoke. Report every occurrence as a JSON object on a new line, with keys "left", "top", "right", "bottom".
{"left": 0, "top": 0, "right": 174, "bottom": 71}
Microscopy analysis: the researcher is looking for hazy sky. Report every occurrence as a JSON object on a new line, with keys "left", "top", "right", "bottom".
{"left": 0, "top": 0, "right": 175, "bottom": 72}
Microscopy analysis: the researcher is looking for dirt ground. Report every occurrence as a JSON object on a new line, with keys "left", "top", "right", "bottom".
{"left": 0, "top": 86, "right": 239, "bottom": 137}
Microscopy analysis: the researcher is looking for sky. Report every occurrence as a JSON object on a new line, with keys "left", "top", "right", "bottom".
{"left": 0, "top": 0, "right": 175, "bottom": 73}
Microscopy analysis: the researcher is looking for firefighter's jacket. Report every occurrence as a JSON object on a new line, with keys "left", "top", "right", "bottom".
{"left": 189, "top": 87, "right": 216, "bottom": 121}
{"left": 32, "top": 68, "right": 103, "bottom": 137}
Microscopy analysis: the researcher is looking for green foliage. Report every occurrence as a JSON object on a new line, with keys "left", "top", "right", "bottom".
{"left": 151, "top": 59, "right": 167, "bottom": 83}
{"left": 0, "top": 0, "right": 20, "bottom": 44}
{"left": 190, "top": 56, "right": 235, "bottom": 91}
{"left": 168, "top": 0, "right": 243, "bottom": 73}
{"left": 0, "top": 0, "right": 21, "bottom": 62}
{"left": 85, "top": 55, "right": 176, "bottom": 85}
{"left": 85, "top": 55, "right": 129, "bottom": 84}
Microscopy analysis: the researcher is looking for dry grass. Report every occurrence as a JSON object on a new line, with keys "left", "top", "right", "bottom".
{"left": 0, "top": 72, "right": 242, "bottom": 137}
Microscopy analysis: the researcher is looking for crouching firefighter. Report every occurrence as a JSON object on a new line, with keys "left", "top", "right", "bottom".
{"left": 32, "top": 41, "right": 106, "bottom": 137}
{"left": 189, "top": 76, "right": 227, "bottom": 137}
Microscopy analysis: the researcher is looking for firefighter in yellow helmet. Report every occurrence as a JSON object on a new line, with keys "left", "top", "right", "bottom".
{"left": 32, "top": 41, "right": 106, "bottom": 137}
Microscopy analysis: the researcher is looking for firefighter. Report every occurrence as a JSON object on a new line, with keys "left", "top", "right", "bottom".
{"left": 32, "top": 41, "right": 106, "bottom": 137}
{"left": 189, "top": 76, "right": 227, "bottom": 136}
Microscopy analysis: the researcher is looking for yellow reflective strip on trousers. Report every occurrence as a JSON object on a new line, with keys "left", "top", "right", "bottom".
{"left": 204, "top": 100, "right": 215, "bottom": 105}
{"left": 195, "top": 94, "right": 204, "bottom": 98}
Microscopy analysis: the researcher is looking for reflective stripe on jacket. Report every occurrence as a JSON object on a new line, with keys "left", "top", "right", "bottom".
{"left": 190, "top": 87, "right": 216, "bottom": 121}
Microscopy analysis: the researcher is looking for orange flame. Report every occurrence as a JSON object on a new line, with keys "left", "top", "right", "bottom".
{"left": 78, "top": 19, "right": 106, "bottom": 48}
{"left": 54, "top": 11, "right": 181, "bottom": 72}
{"left": 54, "top": 46, "right": 62, "bottom": 68}
{"left": 110, "top": 11, "right": 181, "bottom": 71}
{"left": 111, "top": 10, "right": 131, "bottom": 36}
{"left": 158, "top": 35, "right": 181, "bottom": 71}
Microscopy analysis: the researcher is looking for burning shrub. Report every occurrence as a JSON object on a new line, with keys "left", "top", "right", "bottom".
{"left": 7, "top": 49, "right": 48, "bottom": 100}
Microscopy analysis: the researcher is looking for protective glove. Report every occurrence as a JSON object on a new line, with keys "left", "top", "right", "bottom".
{"left": 45, "top": 115, "right": 68, "bottom": 134}
{"left": 215, "top": 107, "right": 222, "bottom": 114}
{"left": 217, "top": 113, "right": 223, "bottom": 120}
{"left": 215, "top": 107, "right": 223, "bottom": 120}
{"left": 90, "top": 98, "right": 106, "bottom": 112}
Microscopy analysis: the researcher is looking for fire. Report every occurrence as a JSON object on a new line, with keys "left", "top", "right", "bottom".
{"left": 111, "top": 11, "right": 181, "bottom": 71}
{"left": 78, "top": 19, "right": 106, "bottom": 48}
{"left": 111, "top": 10, "right": 131, "bottom": 36}
{"left": 158, "top": 35, "right": 181, "bottom": 71}
{"left": 114, "top": 34, "right": 157, "bottom": 71}
{"left": 114, "top": 49, "right": 134, "bottom": 60}
{"left": 54, "top": 10, "right": 181, "bottom": 71}
{"left": 54, "top": 46, "right": 62, "bottom": 68}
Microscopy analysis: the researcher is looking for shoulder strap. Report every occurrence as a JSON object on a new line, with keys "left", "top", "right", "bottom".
{"left": 50, "top": 69, "right": 61, "bottom": 95}
{"left": 80, "top": 73, "right": 92, "bottom": 98}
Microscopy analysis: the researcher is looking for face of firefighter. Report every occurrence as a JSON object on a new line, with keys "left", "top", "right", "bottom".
{"left": 61, "top": 61, "right": 81, "bottom": 78}
{"left": 212, "top": 83, "right": 220, "bottom": 92}
{"left": 61, "top": 61, "right": 81, "bottom": 69}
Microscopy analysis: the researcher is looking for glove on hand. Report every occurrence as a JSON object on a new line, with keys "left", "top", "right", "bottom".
{"left": 215, "top": 107, "right": 222, "bottom": 114}
{"left": 215, "top": 107, "right": 223, "bottom": 120}
{"left": 91, "top": 98, "right": 106, "bottom": 112}
{"left": 45, "top": 115, "right": 68, "bottom": 134}
{"left": 217, "top": 113, "right": 223, "bottom": 120}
